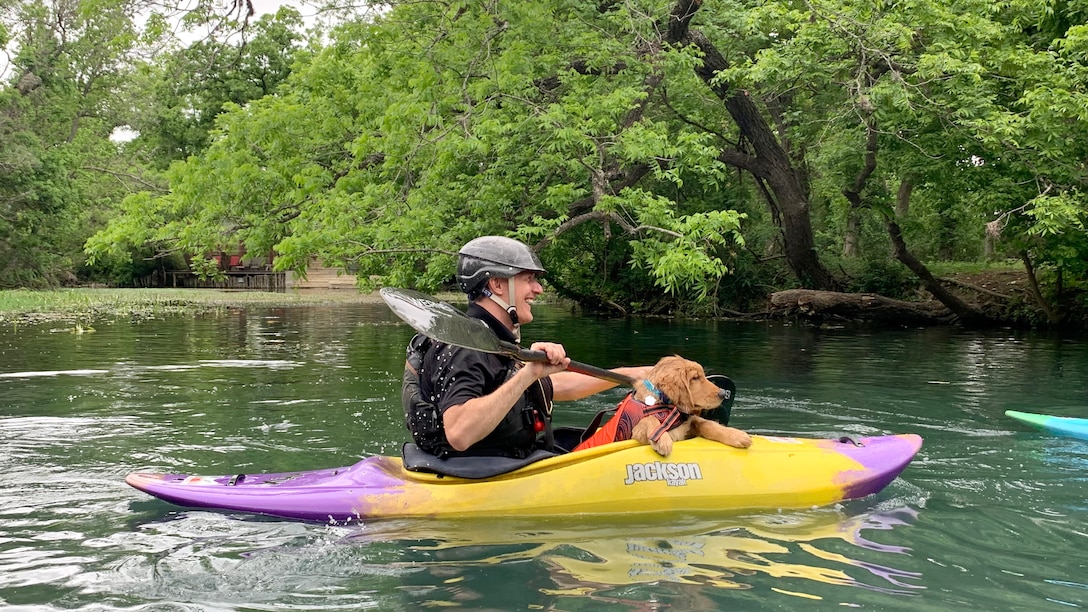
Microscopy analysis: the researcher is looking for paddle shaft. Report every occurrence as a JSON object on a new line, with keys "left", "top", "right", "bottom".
{"left": 500, "top": 340, "right": 636, "bottom": 386}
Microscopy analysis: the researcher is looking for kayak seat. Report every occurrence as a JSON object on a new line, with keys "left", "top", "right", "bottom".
{"left": 401, "top": 443, "right": 560, "bottom": 479}
{"left": 552, "top": 426, "right": 585, "bottom": 453}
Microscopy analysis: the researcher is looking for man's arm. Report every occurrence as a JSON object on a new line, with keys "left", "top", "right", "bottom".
{"left": 550, "top": 365, "right": 653, "bottom": 402}
{"left": 442, "top": 342, "right": 570, "bottom": 451}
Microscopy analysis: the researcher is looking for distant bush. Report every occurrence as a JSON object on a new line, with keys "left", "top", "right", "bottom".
{"left": 839, "top": 257, "right": 918, "bottom": 299}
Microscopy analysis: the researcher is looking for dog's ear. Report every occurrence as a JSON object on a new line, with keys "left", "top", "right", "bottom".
{"left": 681, "top": 361, "right": 702, "bottom": 412}
{"left": 658, "top": 358, "right": 696, "bottom": 411}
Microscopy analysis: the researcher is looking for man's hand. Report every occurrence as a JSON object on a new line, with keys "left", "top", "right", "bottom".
{"left": 524, "top": 341, "right": 570, "bottom": 379}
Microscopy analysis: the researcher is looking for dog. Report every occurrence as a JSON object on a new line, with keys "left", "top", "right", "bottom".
{"left": 630, "top": 355, "right": 752, "bottom": 456}
{"left": 573, "top": 355, "right": 752, "bottom": 456}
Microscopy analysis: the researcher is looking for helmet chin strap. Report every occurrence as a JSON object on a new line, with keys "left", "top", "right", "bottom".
{"left": 483, "top": 277, "right": 521, "bottom": 342}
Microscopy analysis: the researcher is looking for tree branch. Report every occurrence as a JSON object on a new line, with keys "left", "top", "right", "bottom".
{"left": 938, "top": 276, "right": 1013, "bottom": 300}
{"left": 343, "top": 245, "right": 460, "bottom": 258}
{"left": 81, "top": 166, "right": 166, "bottom": 192}
{"left": 1021, "top": 250, "right": 1061, "bottom": 324}
{"left": 534, "top": 210, "right": 682, "bottom": 251}
{"left": 841, "top": 117, "right": 879, "bottom": 208}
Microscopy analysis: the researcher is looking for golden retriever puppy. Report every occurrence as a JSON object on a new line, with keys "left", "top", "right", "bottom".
{"left": 630, "top": 355, "right": 752, "bottom": 456}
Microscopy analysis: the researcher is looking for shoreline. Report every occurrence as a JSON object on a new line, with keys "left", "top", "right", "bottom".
{"left": 0, "top": 288, "right": 468, "bottom": 326}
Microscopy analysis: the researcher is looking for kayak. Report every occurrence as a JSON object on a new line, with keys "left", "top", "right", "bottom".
{"left": 1005, "top": 410, "right": 1088, "bottom": 441}
{"left": 125, "top": 433, "right": 922, "bottom": 523}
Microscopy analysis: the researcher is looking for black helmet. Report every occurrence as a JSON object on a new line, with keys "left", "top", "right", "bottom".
{"left": 457, "top": 236, "right": 545, "bottom": 298}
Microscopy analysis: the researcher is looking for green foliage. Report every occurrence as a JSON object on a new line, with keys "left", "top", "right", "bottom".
{"left": 540, "top": 226, "right": 660, "bottom": 313}
{"left": 2, "top": 0, "right": 1087, "bottom": 325}
{"left": 88, "top": 1, "right": 757, "bottom": 311}
{"left": 629, "top": 200, "right": 745, "bottom": 300}
{"left": 839, "top": 257, "right": 919, "bottom": 299}
{"left": 735, "top": 0, "right": 1088, "bottom": 317}
{"left": 1, "top": 0, "right": 176, "bottom": 288}
{"left": 1015, "top": 189, "right": 1088, "bottom": 282}
{"left": 77, "top": 246, "right": 179, "bottom": 286}
{"left": 0, "top": 89, "right": 87, "bottom": 287}
{"left": 186, "top": 255, "right": 226, "bottom": 280}
{"left": 122, "top": 9, "right": 307, "bottom": 167}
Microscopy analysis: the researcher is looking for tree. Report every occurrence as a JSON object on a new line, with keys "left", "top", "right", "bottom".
{"left": 86, "top": 0, "right": 1088, "bottom": 324}
{"left": 0, "top": 0, "right": 143, "bottom": 287}
{"left": 89, "top": 1, "right": 774, "bottom": 307}
{"left": 123, "top": 8, "right": 307, "bottom": 167}
{"left": 0, "top": 0, "right": 314, "bottom": 287}
{"left": 719, "top": 0, "right": 1088, "bottom": 323}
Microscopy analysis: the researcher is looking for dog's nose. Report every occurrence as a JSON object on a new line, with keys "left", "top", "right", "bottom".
{"left": 717, "top": 388, "right": 729, "bottom": 401}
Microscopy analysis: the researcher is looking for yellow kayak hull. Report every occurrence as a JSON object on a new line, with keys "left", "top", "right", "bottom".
{"left": 126, "top": 434, "right": 922, "bottom": 522}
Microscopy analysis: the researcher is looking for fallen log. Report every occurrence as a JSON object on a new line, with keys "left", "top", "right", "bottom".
{"left": 769, "top": 289, "right": 956, "bottom": 324}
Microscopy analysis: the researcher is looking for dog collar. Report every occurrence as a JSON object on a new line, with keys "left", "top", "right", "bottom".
{"left": 641, "top": 380, "right": 671, "bottom": 406}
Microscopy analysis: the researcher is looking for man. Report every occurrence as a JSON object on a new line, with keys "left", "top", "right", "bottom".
{"left": 402, "top": 236, "right": 651, "bottom": 458}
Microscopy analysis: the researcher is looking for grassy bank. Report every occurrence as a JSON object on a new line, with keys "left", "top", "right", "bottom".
{"left": 0, "top": 288, "right": 393, "bottom": 326}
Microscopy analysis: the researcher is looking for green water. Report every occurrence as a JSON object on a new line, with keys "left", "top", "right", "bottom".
{"left": 1, "top": 303, "right": 1087, "bottom": 610}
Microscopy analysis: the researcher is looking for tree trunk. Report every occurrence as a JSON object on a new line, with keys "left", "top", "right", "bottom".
{"left": 668, "top": 2, "right": 839, "bottom": 291}
{"left": 842, "top": 211, "right": 860, "bottom": 257}
{"left": 880, "top": 179, "right": 995, "bottom": 324}
{"left": 895, "top": 180, "right": 912, "bottom": 219}
{"left": 840, "top": 118, "right": 878, "bottom": 259}
{"left": 1021, "top": 250, "right": 1061, "bottom": 324}
{"left": 886, "top": 217, "right": 985, "bottom": 324}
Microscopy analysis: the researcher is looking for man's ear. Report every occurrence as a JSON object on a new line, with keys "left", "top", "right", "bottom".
{"left": 487, "top": 277, "right": 505, "bottom": 296}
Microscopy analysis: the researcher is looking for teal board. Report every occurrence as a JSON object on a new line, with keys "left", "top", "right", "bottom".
{"left": 1006, "top": 410, "right": 1088, "bottom": 442}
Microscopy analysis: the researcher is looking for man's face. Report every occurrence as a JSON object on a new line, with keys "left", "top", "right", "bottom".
{"left": 512, "top": 271, "right": 543, "bottom": 324}
{"left": 488, "top": 271, "right": 543, "bottom": 325}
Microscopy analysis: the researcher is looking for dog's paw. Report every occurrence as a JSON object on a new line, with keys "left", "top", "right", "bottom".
{"left": 724, "top": 428, "right": 752, "bottom": 449}
{"left": 651, "top": 435, "right": 674, "bottom": 456}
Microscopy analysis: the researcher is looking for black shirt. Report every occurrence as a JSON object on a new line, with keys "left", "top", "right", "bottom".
{"left": 420, "top": 302, "right": 555, "bottom": 415}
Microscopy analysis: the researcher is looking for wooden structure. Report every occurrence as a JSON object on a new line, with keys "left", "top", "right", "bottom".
{"left": 163, "top": 269, "right": 287, "bottom": 292}
{"left": 146, "top": 255, "right": 358, "bottom": 292}
{"left": 285, "top": 260, "right": 359, "bottom": 290}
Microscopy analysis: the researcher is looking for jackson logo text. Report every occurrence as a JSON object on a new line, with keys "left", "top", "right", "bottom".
{"left": 623, "top": 461, "right": 703, "bottom": 486}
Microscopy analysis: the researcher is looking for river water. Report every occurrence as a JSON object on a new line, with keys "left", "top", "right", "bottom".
{"left": 1, "top": 300, "right": 1087, "bottom": 610}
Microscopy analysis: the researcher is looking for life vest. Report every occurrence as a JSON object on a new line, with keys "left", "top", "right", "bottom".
{"left": 572, "top": 393, "right": 688, "bottom": 452}
{"left": 401, "top": 333, "right": 554, "bottom": 459}
{"left": 402, "top": 334, "right": 444, "bottom": 450}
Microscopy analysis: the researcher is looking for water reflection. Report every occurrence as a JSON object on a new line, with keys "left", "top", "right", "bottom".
{"left": 340, "top": 507, "right": 923, "bottom": 606}
{"left": 94, "top": 507, "right": 923, "bottom": 609}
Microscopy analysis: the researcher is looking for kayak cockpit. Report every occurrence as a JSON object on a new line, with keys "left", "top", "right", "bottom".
{"left": 401, "top": 443, "right": 559, "bottom": 479}
{"left": 400, "top": 426, "right": 589, "bottom": 479}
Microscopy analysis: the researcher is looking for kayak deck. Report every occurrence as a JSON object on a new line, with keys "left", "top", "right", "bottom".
{"left": 126, "top": 434, "right": 922, "bottom": 523}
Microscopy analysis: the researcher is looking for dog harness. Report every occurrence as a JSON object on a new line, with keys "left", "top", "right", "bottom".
{"left": 572, "top": 384, "right": 688, "bottom": 452}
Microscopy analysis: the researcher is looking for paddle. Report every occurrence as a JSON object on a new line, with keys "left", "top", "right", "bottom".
{"left": 379, "top": 287, "right": 635, "bottom": 387}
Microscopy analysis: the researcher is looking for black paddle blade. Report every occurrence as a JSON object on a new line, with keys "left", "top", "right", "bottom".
{"left": 380, "top": 287, "right": 636, "bottom": 387}
{"left": 380, "top": 287, "right": 505, "bottom": 354}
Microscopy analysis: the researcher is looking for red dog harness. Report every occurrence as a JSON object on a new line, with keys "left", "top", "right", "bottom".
{"left": 573, "top": 392, "right": 687, "bottom": 452}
